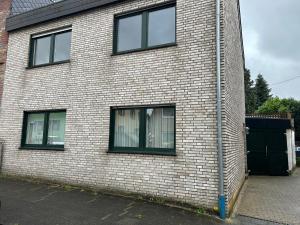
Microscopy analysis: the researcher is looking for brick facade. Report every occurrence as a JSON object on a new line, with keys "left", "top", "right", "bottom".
{"left": 222, "top": 0, "right": 246, "bottom": 209}
{"left": 0, "top": 0, "right": 11, "bottom": 105}
{"left": 0, "top": 0, "right": 245, "bottom": 211}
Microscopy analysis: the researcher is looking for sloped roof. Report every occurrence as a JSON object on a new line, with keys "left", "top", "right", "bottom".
{"left": 6, "top": 0, "right": 175, "bottom": 32}
{"left": 6, "top": 0, "right": 127, "bottom": 32}
{"left": 11, "top": 0, "right": 55, "bottom": 15}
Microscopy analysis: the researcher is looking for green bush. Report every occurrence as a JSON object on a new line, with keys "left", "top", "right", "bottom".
{"left": 297, "top": 158, "right": 300, "bottom": 167}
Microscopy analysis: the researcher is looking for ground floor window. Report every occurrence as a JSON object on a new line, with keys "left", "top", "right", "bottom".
{"left": 21, "top": 110, "right": 66, "bottom": 150}
{"left": 109, "top": 105, "right": 175, "bottom": 155}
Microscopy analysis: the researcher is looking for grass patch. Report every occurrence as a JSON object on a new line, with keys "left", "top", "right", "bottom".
{"left": 297, "top": 158, "right": 300, "bottom": 167}
{"left": 196, "top": 207, "right": 207, "bottom": 216}
{"left": 62, "top": 184, "right": 78, "bottom": 192}
{"left": 149, "top": 197, "right": 166, "bottom": 205}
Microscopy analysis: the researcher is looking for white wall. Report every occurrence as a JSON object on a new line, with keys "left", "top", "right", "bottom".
{"left": 286, "top": 129, "right": 296, "bottom": 171}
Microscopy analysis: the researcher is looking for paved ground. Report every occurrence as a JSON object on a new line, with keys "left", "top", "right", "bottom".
{"left": 234, "top": 216, "right": 284, "bottom": 225}
{"left": 0, "top": 177, "right": 285, "bottom": 225}
{"left": 237, "top": 168, "right": 300, "bottom": 225}
{"left": 0, "top": 178, "right": 225, "bottom": 225}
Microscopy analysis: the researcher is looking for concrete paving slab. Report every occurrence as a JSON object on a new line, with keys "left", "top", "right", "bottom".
{"left": 235, "top": 216, "right": 285, "bottom": 225}
{"left": 237, "top": 169, "right": 300, "bottom": 225}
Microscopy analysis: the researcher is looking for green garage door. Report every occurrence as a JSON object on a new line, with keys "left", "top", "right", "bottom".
{"left": 247, "top": 128, "right": 289, "bottom": 176}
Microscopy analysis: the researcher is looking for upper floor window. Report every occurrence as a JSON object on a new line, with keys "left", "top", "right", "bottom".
{"left": 29, "top": 27, "right": 72, "bottom": 67}
{"left": 114, "top": 3, "right": 176, "bottom": 54}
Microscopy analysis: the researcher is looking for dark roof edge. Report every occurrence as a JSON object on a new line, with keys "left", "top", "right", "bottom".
{"left": 6, "top": 0, "right": 123, "bottom": 32}
{"left": 246, "top": 117, "right": 294, "bottom": 129}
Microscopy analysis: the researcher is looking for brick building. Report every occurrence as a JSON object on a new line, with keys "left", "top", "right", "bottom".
{"left": 0, "top": 0, "right": 54, "bottom": 104}
{"left": 0, "top": 0, "right": 246, "bottom": 217}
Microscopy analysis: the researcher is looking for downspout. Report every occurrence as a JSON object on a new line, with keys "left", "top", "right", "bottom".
{"left": 216, "top": 0, "right": 226, "bottom": 219}
{"left": 0, "top": 142, "right": 3, "bottom": 173}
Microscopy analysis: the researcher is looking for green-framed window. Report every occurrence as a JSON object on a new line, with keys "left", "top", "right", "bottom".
{"left": 21, "top": 110, "right": 66, "bottom": 150}
{"left": 113, "top": 3, "right": 176, "bottom": 54}
{"left": 109, "top": 105, "right": 176, "bottom": 155}
{"left": 29, "top": 27, "right": 72, "bottom": 67}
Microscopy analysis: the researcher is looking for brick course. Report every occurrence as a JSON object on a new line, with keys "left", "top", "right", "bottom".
{"left": 0, "top": 0, "right": 245, "bottom": 211}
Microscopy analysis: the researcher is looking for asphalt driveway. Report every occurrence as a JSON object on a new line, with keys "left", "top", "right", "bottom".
{"left": 237, "top": 169, "right": 300, "bottom": 225}
{"left": 0, "top": 177, "right": 224, "bottom": 225}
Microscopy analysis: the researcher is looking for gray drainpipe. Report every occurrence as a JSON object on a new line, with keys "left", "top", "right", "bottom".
{"left": 0, "top": 142, "right": 3, "bottom": 173}
{"left": 216, "top": 0, "right": 226, "bottom": 219}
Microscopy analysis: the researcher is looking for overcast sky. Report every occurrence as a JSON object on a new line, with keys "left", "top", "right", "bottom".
{"left": 240, "top": 0, "right": 300, "bottom": 99}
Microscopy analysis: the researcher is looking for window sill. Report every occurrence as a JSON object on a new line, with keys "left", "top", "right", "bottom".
{"left": 19, "top": 146, "right": 65, "bottom": 151}
{"left": 26, "top": 60, "right": 70, "bottom": 69}
{"left": 112, "top": 43, "right": 177, "bottom": 56}
{"left": 107, "top": 149, "right": 176, "bottom": 156}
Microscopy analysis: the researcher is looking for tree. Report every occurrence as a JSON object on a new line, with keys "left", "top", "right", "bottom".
{"left": 244, "top": 69, "right": 256, "bottom": 114}
{"left": 257, "top": 97, "right": 300, "bottom": 142}
{"left": 256, "top": 97, "right": 288, "bottom": 113}
{"left": 255, "top": 74, "right": 272, "bottom": 108}
{"left": 257, "top": 97, "right": 300, "bottom": 114}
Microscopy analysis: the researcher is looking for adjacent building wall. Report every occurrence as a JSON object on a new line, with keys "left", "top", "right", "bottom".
{"left": 0, "top": 0, "right": 11, "bottom": 105}
{"left": 221, "top": 0, "right": 246, "bottom": 211}
{"left": 0, "top": 0, "right": 221, "bottom": 209}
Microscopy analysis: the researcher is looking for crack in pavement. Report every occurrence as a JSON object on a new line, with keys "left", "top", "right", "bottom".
{"left": 86, "top": 196, "right": 99, "bottom": 203}
{"left": 31, "top": 191, "right": 58, "bottom": 203}
{"left": 101, "top": 213, "right": 113, "bottom": 221}
{"left": 118, "top": 202, "right": 136, "bottom": 217}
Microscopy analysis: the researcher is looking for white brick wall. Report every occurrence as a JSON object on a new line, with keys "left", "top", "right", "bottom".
{"left": 222, "top": 0, "right": 246, "bottom": 207}
{"left": 0, "top": 0, "right": 245, "bottom": 210}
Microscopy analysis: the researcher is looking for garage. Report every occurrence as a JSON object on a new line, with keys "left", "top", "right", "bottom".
{"left": 246, "top": 115, "right": 297, "bottom": 176}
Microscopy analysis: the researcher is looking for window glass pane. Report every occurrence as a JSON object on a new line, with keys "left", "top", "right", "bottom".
{"left": 47, "top": 112, "right": 66, "bottom": 145}
{"left": 146, "top": 108, "right": 175, "bottom": 149}
{"left": 114, "top": 109, "right": 140, "bottom": 147}
{"left": 34, "top": 36, "right": 51, "bottom": 65}
{"left": 26, "top": 113, "right": 45, "bottom": 145}
{"left": 148, "top": 7, "right": 176, "bottom": 47}
{"left": 53, "top": 31, "right": 71, "bottom": 62}
{"left": 117, "top": 15, "right": 142, "bottom": 52}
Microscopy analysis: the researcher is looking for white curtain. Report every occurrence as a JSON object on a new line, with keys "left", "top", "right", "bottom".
{"left": 114, "top": 109, "right": 140, "bottom": 147}
{"left": 146, "top": 108, "right": 175, "bottom": 149}
{"left": 47, "top": 112, "right": 66, "bottom": 145}
{"left": 26, "top": 113, "right": 45, "bottom": 145}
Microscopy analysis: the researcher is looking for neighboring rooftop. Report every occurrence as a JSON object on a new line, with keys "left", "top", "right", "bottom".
{"left": 5, "top": 0, "right": 134, "bottom": 32}
{"left": 246, "top": 113, "right": 293, "bottom": 120}
{"left": 10, "top": 0, "right": 56, "bottom": 15}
